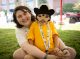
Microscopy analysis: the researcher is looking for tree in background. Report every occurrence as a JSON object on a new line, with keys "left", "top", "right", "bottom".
{"left": 38, "top": 0, "right": 47, "bottom": 6}
{"left": 63, "top": 3, "right": 74, "bottom": 12}
{"left": 63, "top": 3, "right": 80, "bottom": 13}
{"left": 73, "top": 2, "right": 80, "bottom": 10}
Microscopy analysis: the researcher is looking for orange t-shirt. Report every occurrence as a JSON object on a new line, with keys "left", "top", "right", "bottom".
{"left": 27, "top": 21, "right": 59, "bottom": 52}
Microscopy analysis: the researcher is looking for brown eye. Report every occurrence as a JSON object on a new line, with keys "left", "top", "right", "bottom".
{"left": 42, "top": 14, "right": 44, "bottom": 16}
{"left": 46, "top": 15, "right": 49, "bottom": 18}
{"left": 38, "top": 15, "right": 41, "bottom": 17}
{"left": 18, "top": 15, "right": 22, "bottom": 18}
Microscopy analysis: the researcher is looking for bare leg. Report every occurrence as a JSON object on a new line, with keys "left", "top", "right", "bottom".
{"left": 56, "top": 38, "right": 76, "bottom": 59}
{"left": 24, "top": 55, "right": 36, "bottom": 59}
{"left": 13, "top": 48, "right": 27, "bottom": 59}
{"left": 63, "top": 47, "right": 76, "bottom": 59}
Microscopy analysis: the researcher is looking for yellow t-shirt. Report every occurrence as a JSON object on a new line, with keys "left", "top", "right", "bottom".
{"left": 27, "top": 21, "right": 59, "bottom": 52}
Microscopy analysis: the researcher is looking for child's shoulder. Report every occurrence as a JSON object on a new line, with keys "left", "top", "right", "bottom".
{"left": 32, "top": 21, "right": 38, "bottom": 24}
{"left": 31, "top": 21, "right": 38, "bottom": 26}
{"left": 49, "top": 21, "right": 55, "bottom": 25}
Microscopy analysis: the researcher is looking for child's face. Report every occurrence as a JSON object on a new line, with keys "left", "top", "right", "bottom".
{"left": 37, "top": 14, "right": 50, "bottom": 23}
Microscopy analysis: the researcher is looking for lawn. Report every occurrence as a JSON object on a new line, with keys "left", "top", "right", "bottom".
{"left": 0, "top": 29, "right": 19, "bottom": 59}
{"left": 0, "top": 29, "right": 80, "bottom": 59}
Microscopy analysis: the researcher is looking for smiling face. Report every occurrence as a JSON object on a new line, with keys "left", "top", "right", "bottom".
{"left": 16, "top": 10, "right": 31, "bottom": 27}
{"left": 37, "top": 14, "right": 50, "bottom": 23}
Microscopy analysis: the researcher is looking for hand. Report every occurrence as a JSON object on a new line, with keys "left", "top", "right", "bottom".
{"left": 24, "top": 55, "right": 35, "bottom": 59}
{"left": 56, "top": 49, "right": 70, "bottom": 59}
{"left": 63, "top": 49, "right": 70, "bottom": 57}
{"left": 53, "top": 48, "right": 64, "bottom": 57}
{"left": 47, "top": 55, "right": 57, "bottom": 59}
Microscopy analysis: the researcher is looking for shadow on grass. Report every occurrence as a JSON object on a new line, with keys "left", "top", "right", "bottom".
{"left": 0, "top": 29, "right": 80, "bottom": 59}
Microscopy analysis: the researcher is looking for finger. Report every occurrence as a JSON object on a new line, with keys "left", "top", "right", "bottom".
{"left": 64, "top": 51, "right": 70, "bottom": 56}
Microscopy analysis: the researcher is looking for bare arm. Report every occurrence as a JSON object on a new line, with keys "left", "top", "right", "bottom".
{"left": 16, "top": 28, "right": 57, "bottom": 59}
{"left": 58, "top": 38, "right": 66, "bottom": 49}
{"left": 21, "top": 41, "right": 58, "bottom": 59}
{"left": 28, "top": 39, "right": 34, "bottom": 45}
{"left": 16, "top": 28, "right": 46, "bottom": 59}
{"left": 53, "top": 34, "right": 60, "bottom": 48}
{"left": 20, "top": 41, "right": 46, "bottom": 59}
{"left": 53, "top": 34, "right": 66, "bottom": 49}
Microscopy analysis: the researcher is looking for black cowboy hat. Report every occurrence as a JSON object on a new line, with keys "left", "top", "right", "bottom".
{"left": 34, "top": 5, "right": 55, "bottom": 16}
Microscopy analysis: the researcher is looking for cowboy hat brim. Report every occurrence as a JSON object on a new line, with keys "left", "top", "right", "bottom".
{"left": 34, "top": 5, "right": 55, "bottom": 15}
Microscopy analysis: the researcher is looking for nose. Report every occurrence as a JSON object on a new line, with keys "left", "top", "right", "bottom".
{"left": 22, "top": 15, "right": 26, "bottom": 20}
{"left": 42, "top": 17, "right": 45, "bottom": 20}
{"left": 42, "top": 19, "right": 44, "bottom": 20}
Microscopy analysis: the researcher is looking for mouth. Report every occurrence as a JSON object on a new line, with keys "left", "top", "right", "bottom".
{"left": 21, "top": 19, "right": 28, "bottom": 22}
{"left": 40, "top": 20, "right": 46, "bottom": 23}
{"left": 40, "top": 20, "right": 48, "bottom": 23}
{"left": 21, "top": 20, "right": 27, "bottom": 23}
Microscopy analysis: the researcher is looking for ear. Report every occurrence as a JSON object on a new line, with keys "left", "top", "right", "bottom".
{"left": 34, "top": 8, "right": 39, "bottom": 14}
{"left": 49, "top": 9, "right": 55, "bottom": 15}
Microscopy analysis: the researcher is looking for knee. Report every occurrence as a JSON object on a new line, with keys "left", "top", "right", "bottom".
{"left": 13, "top": 50, "right": 18, "bottom": 59}
{"left": 13, "top": 49, "right": 20, "bottom": 59}
{"left": 24, "top": 55, "right": 35, "bottom": 59}
{"left": 66, "top": 47, "right": 76, "bottom": 59}
{"left": 13, "top": 48, "right": 26, "bottom": 59}
{"left": 68, "top": 47, "right": 76, "bottom": 56}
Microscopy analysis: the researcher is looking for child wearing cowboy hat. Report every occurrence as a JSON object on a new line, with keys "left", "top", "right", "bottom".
{"left": 27, "top": 5, "right": 70, "bottom": 59}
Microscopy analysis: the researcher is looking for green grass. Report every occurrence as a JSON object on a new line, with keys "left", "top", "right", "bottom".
{"left": 0, "top": 29, "right": 19, "bottom": 59}
{"left": 0, "top": 29, "right": 80, "bottom": 59}
{"left": 59, "top": 30, "right": 80, "bottom": 59}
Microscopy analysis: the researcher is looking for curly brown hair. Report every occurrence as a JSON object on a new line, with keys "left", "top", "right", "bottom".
{"left": 13, "top": 6, "right": 35, "bottom": 28}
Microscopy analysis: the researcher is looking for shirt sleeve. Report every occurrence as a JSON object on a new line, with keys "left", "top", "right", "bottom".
{"left": 50, "top": 21, "right": 59, "bottom": 36}
{"left": 27, "top": 23, "right": 35, "bottom": 41}
{"left": 16, "top": 28, "right": 27, "bottom": 46}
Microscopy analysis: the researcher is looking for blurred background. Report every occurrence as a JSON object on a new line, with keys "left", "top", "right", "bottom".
{"left": 0, "top": 0, "right": 80, "bottom": 28}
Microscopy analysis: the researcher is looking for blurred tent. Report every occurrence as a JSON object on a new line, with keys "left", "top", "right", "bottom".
{"left": 9, "top": 9, "right": 14, "bottom": 12}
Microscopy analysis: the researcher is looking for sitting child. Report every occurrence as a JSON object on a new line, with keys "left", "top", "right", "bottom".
{"left": 27, "top": 5, "right": 71, "bottom": 59}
